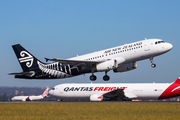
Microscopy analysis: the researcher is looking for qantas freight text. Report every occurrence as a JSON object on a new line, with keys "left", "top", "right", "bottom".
{"left": 64, "top": 87, "right": 127, "bottom": 92}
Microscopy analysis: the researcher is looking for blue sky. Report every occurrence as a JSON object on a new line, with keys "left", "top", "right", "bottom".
{"left": 1, "top": 0, "right": 180, "bottom": 87}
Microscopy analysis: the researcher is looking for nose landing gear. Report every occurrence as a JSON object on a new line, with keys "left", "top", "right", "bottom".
{"left": 149, "top": 57, "right": 156, "bottom": 68}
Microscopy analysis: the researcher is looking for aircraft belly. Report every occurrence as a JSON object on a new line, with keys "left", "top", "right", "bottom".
{"left": 133, "top": 92, "right": 162, "bottom": 100}
{"left": 59, "top": 92, "right": 90, "bottom": 100}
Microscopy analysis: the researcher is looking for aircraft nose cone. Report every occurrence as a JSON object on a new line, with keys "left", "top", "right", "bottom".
{"left": 48, "top": 90, "right": 53, "bottom": 95}
{"left": 167, "top": 43, "right": 173, "bottom": 50}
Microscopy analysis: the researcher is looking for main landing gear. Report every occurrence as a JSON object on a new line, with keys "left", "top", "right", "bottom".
{"left": 103, "top": 71, "right": 110, "bottom": 81}
{"left": 149, "top": 57, "right": 156, "bottom": 68}
{"left": 90, "top": 71, "right": 110, "bottom": 81}
{"left": 90, "top": 74, "right": 97, "bottom": 81}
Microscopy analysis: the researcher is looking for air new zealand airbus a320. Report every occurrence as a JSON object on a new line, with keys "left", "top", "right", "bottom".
{"left": 9, "top": 38, "right": 172, "bottom": 81}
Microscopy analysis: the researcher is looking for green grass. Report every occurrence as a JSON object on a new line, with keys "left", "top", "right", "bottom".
{"left": 0, "top": 102, "right": 179, "bottom": 120}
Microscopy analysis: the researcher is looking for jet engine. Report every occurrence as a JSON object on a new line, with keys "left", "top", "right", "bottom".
{"left": 96, "top": 59, "right": 115, "bottom": 72}
{"left": 96, "top": 57, "right": 125, "bottom": 72}
{"left": 90, "top": 94, "right": 103, "bottom": 101}
{"left": 113, "top": 62, "right": 137, "bottom": 73}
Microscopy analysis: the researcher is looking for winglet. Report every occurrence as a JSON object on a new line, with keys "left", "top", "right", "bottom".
{"left": 44, "top": 58, "right": 49, "bottom": 62}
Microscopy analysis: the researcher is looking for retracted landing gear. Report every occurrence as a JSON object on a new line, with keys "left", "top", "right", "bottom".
{"left": 103, "top": 71, "right": 110, "bottom": 81}
{"left": 149, "top": 57, "right": 156, "bottom": 68}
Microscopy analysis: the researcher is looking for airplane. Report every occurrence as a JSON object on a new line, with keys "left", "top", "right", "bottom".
{"left": 11, "top": 87, "right": 49, "bottom": 101}
{"left": 9, "top": 38, "right": 173, "bottom": 81}
{"left": 48, "top": 77, "right": 180, "bottom": 101}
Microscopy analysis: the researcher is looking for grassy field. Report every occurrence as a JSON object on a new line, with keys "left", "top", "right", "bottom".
{"left": 0, "top": 102, "right": 179, "bottom": 120}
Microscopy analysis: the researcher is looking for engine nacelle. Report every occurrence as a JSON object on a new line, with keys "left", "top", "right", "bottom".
{"left": 90, "top": 94, "right": 103, "bottom": 101}
{"left": 96, "top": 60, "right": 115, "bottom": 72}
{"left": 113, "top": 62, "right": 137, "bottom": 73}
{"left": 96, "top": 57, "right": 125, "bottom": 72}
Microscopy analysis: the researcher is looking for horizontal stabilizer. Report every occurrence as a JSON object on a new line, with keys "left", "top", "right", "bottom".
{"left": 8, "top": 71, "right": 35, "bottom": 77}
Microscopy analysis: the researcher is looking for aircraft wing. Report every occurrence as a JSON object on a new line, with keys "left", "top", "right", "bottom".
{"left": 103, "top": 88, "right": 124, "bottom": 98}
{"left": 45, "top": 58, "right": 101, "bottom": 66}
{"left": 103, "top": 88, "right": 132, "bottom": 101}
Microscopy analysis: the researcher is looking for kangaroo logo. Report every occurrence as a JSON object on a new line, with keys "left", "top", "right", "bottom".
{"left": 19, "top": 51, "right": 34, "bottom": 67}
{"left": 171, "top": 86, "right": 180, "bottom": 92}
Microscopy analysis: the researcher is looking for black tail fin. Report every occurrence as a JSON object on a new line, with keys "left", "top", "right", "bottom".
{"left": 12, "top": 44, "right": 43, "bottom": 72}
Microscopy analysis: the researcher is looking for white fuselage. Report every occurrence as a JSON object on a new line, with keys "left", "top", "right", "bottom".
{"left": 11, "top": 96, "right": 30, "bottom": 101}
{"left": 49, "top": 83, "right": 168, "bottom": 100}
{"left": 11, "top": 95, "right": 44, "bottom": 101}
{"left": 34, "top": 39, "right": 173, "bottom": 80}
{"left": 69, "top": 39, "right": 172, "bottom": 64}
{"left": 49, "top": 78, "right": 180, "bottom": 101}
{"left": 11, "top": 88, "right": 49, "bottom": 101}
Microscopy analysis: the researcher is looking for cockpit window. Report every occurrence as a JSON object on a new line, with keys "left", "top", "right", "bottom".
{"left": 155, "top": 41, "right": 165, "bottom": 44}
{"left": 51, "top": 88, "right": 55, "bottom": 90}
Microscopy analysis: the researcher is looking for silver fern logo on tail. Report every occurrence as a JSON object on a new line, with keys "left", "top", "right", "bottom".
{"left": 19, "top": 51, "right": 34, "bottom": 67}
{"left": 37, "top": 61, "right": 71, "bottom": 78}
